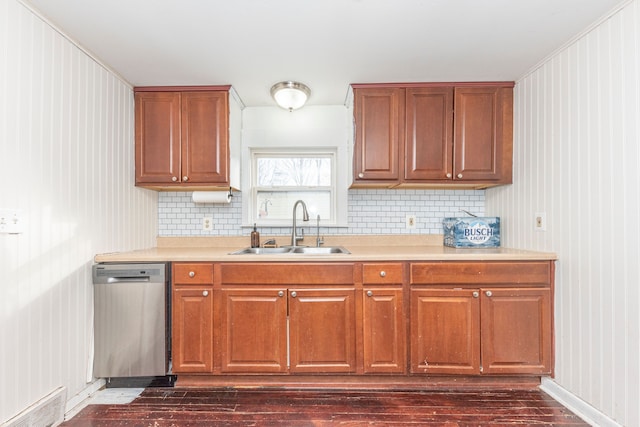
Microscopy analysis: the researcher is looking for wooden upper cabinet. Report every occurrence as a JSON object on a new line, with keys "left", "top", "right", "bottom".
{"left": 181, "top": 92, "right": 229, "bottom": 184}
{"left": 353, "top": 87, "right": 404, "bottom": 183}
{"left": 351, "top": 82, "right": 513, "bottom": 188}
{"left": 453, "top": 86, "right": 513, "bottom": 182}
{"left": 135, "top": 92, "right": 181, "bottom": 184}
{"left": 135, "top": 87, "right": 230, "bottom": 190}
{"left": 405, "top": 87, "right": 453, "bottom": 181}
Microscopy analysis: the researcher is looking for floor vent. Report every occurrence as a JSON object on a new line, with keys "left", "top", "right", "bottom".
{"left": 2, "top": 387, "right": 67, "bottom": 427}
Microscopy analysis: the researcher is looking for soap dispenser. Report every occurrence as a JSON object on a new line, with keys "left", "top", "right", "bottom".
{"left": 250, "top": 224, "right": 260, "bottom": 248}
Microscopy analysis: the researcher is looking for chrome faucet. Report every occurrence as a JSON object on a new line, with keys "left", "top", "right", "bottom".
{"left": 316, "top": 214, "right": 324, "bottom": 247}
{"left": 290, "top": 200, "right": 309, "bottom": 247}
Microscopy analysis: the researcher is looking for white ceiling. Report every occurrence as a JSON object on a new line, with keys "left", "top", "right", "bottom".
{"left": 24, "top": 0, "right": 624, "bottom": 107}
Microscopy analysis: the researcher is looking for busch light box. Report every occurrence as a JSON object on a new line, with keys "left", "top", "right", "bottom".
{"left": 443, "top": 217, "right": 500, "bottom": 248}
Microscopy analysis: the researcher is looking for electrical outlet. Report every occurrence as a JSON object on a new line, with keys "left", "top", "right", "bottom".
{"left": 406, "top": 215, "right": 416, "bottom": 229}
{"left": 202, "top": 217, "right": 213, "bottom": 231}
{"left": 0, "top": 209, "right": 24, "bottom": 234}
{"left": 534, "top": 212, "right": 546, "bottom": 232}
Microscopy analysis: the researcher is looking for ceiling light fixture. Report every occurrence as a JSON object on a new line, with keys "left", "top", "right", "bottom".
{"left": 270, "top": 81, "right": 311, "bottom": 111}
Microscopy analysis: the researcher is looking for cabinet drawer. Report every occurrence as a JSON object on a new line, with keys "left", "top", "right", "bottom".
{"left": 220, "top": 263, "right": 354, "bottom": 285}
{"left": 173, "top": 263, "right": 214, "bottom": 284}
{"left": 363, "top": 263, "right": 403, "bottom": 285}
{"left": 411, "top": 262, "right": 551, "bottom": 285}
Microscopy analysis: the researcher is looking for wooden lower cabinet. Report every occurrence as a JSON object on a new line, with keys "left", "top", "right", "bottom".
{"left": 220, "top": 288, "right": 288, "bottom": 373}
{"left": 363, "top": 287, "right": 406, "bottom": 373}
{"left": 172, "top": 263, "right": 215, "bottom": 373}
{"left": 172, "top": 286, "right": 214, "bottom": 373}
{"left": 481, "top": 287, "right": 552, "bottom": 374}
{"left": 171, "top": 261, "right": 554, "bottom": 379}
{"left": 410, "top": 288, "right": 480, "bottom": 374}
{"left": 289, "top": 288, "right": 356, "bottom": 373}
{"left": 409, "top": 261, "right": 554, "bottom": 376}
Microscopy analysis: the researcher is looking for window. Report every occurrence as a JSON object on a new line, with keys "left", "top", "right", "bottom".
{"left": 249, "top": 150, "right": 338, "bottom": 226}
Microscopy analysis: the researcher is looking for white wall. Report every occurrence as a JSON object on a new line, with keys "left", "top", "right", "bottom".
{"left": 486, "top": 1, "right": 639, "bottom": 425}
{"left": 0, "top": 1, "right": 157, "bottom": 423}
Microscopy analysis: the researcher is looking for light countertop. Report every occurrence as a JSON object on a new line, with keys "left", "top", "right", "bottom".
{"left": 94, "top": 235, "right": 557, "bottom": 263}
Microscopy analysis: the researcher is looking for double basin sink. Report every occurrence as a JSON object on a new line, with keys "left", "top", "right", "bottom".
{"left": 230, "top": 246, "right": 350, "bottom": 255}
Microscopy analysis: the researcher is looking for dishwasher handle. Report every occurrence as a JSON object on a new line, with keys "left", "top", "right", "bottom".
{"left": 107, "top": 276, "right": 151, "bottom": 283}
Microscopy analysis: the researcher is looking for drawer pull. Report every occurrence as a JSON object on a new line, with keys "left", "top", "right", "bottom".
{"left": 202, "top": 290, "right": 209, "bottom": 297}
{"left": 485, "top": 290, "right": 492, "bottom": 297}
{"left": 379, "top": 271, "right": 386, "bottom": 277}
{"left": 367, "top": 290, "right": 373, "bottom": 297}
{"left": 189, "top": 271, "right": 195, "bottom": 278}
{"left": 472, "top": 291, "right": 479, "bottom": 298}
{"left": 290, "top": 291, "right": 297, "bottom": 298}
{"left": 278, "top": 291, "right": 285, "bottom": 297}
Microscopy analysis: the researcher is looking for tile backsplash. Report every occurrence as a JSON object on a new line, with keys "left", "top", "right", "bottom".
{"left": 159, "top": 189, "right": 485, "bottom": 237}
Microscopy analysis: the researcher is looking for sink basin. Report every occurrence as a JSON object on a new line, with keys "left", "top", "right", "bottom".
{"left": 229, "top": 246, "right": 350, "bottom": 255}
{"left": 290, "top": 246, "right": 351, "bottom": 254}
{"left": 229, "top": 247, "right": 294, "bottom": 255}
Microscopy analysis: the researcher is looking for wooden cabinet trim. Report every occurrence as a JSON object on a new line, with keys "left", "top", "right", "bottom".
{"left": 410, "top": 261, "right": 551, "bottom": 285}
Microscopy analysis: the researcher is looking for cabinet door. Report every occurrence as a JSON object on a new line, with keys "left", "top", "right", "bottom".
{"left": 181, "top": 91, "right": 229, "bottom": 184}
{"left": 363, "top": 288, "right": 406, "bottom": 373}
{"left": 481, "top": 288, "right": 552, "bottom": 374}
{"left": 289, "top": 288, "right": 357, "bottom": 373}
{"left": 172, "top": 286, "right": 213, "bottom": 373}
{"left": 135, "top": 92, "right": 181, "bottom": 184}
{"left": 453, "top": 86, "right": 512, "bottom": 182}
{"left": 410, "top": 289, "right": 480, "bottom": 374}
{"left": 353, "top": 88, "right": 404, "bottom": 183}
{"left": 220, "top": 288, "right": 288, "bottom": 373}
{"left": 405, "top": 87, "right": 454, "bottom": 181}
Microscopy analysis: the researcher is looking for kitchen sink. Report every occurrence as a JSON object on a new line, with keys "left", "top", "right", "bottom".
{"left": 229, "top": 246, "right": 350, "bottom": 255}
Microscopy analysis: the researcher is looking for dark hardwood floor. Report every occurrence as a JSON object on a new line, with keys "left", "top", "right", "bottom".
{"left": 61, "top": 387, "right": 589, "bottom": 426}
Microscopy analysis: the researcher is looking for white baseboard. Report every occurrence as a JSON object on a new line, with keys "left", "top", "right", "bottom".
{"left": 64, "top": 379, "right": 106, "bottom": 421}
{"left": 540, "top": 377, "right": 622, "bottom": 427}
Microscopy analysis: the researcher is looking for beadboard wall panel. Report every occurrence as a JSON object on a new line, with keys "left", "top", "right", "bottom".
{"left": 0, "top": 1, "right": 157, "bottom": 423}
{"left": 486, "top": 2, "right": 639, "bottom": 426}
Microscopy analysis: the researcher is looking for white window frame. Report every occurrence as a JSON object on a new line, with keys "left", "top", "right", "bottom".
{"left": 247, "top": 148, "right": 344, "bottom": 227}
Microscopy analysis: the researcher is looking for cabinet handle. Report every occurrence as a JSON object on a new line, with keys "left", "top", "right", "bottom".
{"left": 446, "top": 173, "right": 452, "bottom": 178}
{"left": 172, "top": 176, "right": 178, "bottom": 182}
{"left": 290, "top": 291, "right": 297, "bottom": 298}
{"left": 202, "top": 290, "right": 209, "bottom": 297}
{"left": 278, "top": 291, "right": 284, "bottom": 297}
{"left": 189, "top": 271, "right": 195, "bottom": 278}
{"left": 457, "top": 173, "right": 463, "bottom": 179}
{"left": 367, "top": 290, "right": 373, "bottom": 297}
{"left": 485, "top": 290, "right": 492, "bottom": 297}
{"left": 183, "top": 176, "right": 189, "bottom": 182}
{"left": 358, "top": 172, "right": 364, "bottom": 178}
{"left": 379, "top": 271, "right": 386, "bottom": 277}
{"left": 472, "top": 291, "right": 479, "bottom": 298}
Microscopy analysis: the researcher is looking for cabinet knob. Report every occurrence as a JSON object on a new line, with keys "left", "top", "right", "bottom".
{"left": 202, "top": 290, "right": 209, "bottom": 297}
{"left": 367, "top": 290, "right": 373, "bottom": 297}
{"left": 379, "top": 271, "right": 386, "bottom": 277}
{"left": 358, "top": 172, "right": 364, "bottom": 178}
{"left": 278, "top": 291, "right": 284, "bottom": 297}
{"left": 290, "top": 291, "right": 297, "bottom": 298}
{"left": 446, "top": 173, "right": 452, "bottom": 178}
{"left": 183, "top": 176, "right": 189, "bottom": 182}
{"left": 485, "top": 290, "right": 492, "bottom": 297}
{"left": 472, "top": 291, "right": 479, "bottom": 298}
{"left": 457, "top": 173, "right": 463, "bottom": 179}
{"left": 172, "top": 176, "right": 178, "bottom": 182}
{"left": 189, "top": 271, "right": 195, "bottom": 278}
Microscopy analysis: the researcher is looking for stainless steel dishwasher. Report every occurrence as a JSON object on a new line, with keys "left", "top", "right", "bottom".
{"left": 92, "top": 263, "right": 170, "bottom": 380}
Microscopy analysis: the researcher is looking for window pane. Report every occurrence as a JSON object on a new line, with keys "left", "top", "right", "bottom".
{"left": 257, "top": 190, "right": 331, "bottom": 221}
{"left": 257, "top": 157, "right": 332, "bottom": 187}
